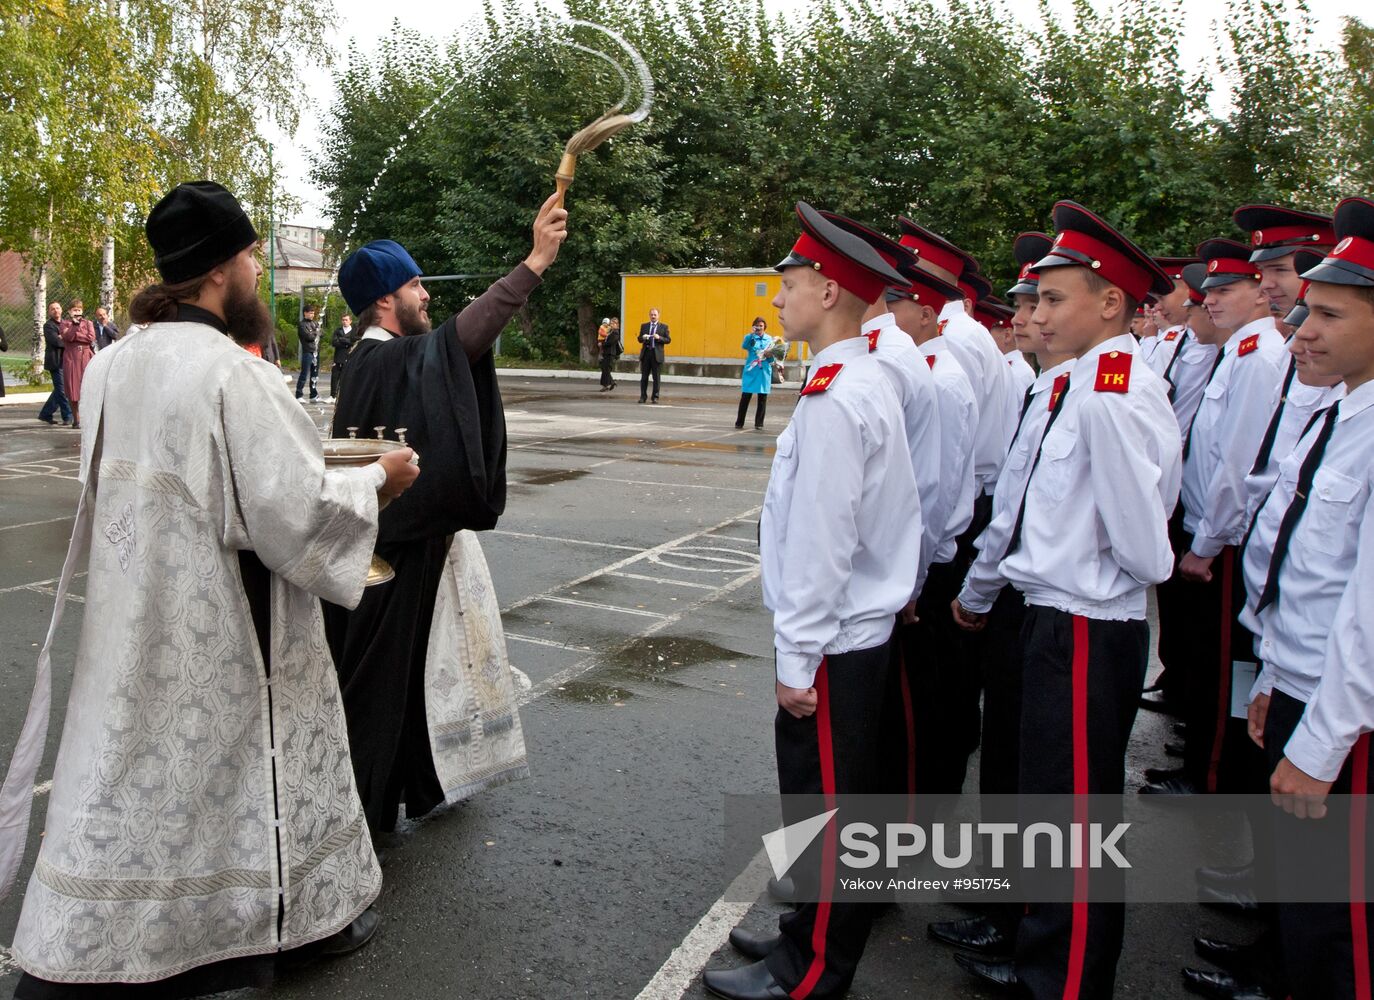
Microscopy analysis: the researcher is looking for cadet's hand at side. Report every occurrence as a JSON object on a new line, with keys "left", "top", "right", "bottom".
{"left": 377, "top": 448, "right": 419, "bottom": 498}
{"left": 951, "top": 599, "right": 987, "bottom": 632}
{"left": 1247, "top": 692, "right": 1270, "bottom": 748}
{"left": 777, "top": 681, "right": 818, "bottom": 719}
{"left": 524, "top": 192, "right": 570, "bottom": 276}
{"left": 899, "top": 600, "right": 919, "bottom": 626}
{"left": 1270, "top": 756, "right": 1333, "bottom": 819}
{"left": 1179, "top": 551, "right": 1214, "bottom": 583}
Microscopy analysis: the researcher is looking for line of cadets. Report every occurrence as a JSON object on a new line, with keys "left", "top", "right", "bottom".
{"left": 701, "top": 195, "right": 1374, "bottom": 1000}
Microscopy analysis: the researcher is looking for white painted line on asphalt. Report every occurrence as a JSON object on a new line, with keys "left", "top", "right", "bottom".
{"left": 25, "top": 585, "right": 82, "bottom": 604}
{"left": 490, "top": 529, "right": 640, "bottom": 552}
{"left": 0, "top": 573, "right": 84, "bottom": 597}
{"left": 592, "top": 476, "right": 764, "bottom": 495}
{"left": 608, "top": 572, "right": 718, "bottom": 591}
{"left": 510, "top": 667, "right": 532, "bottom": 692}
{"left": 633, "top": 848, "right": 772, "bottom": 1000}
{"left": 505, "top": 633, "right": 593, "bottom": 653}
{"left": 521, "top": 565, "right": 760, "bottom": 708}
{"left": 500, "top": 506, "right": 762, "bottom": 618}
{"left": 0, "top": 515, "right": 75, "bottom": 533}
{"left": 542, "top": 596, "right": 667, "bottom": 619}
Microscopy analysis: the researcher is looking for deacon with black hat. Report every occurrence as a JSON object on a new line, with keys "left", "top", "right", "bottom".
{"left": 323, "top": 193, "right": 567, "bottom": 838}
{"left": 952, "top": 201, "right": 1181, "bottom": 1000}
{"left": 1239, "top": 195, "right": 1374, "bottom": 1000}
{"left": 703, "top": 203, "right": 921, "bottom": 1000}
{"left": 2, "top": 181, "right": 421, "bottom": 995}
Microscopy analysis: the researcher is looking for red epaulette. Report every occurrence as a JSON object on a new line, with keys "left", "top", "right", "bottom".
{"left": 801, "top": 363, "right": 844, "bottom": 396}
{"left": 1237, "top": 334, "right": 1260, "bottom": 356}
{"left": 1049, "top": 372, "right": 1070, "bottom": 410}
{"left": 937, "top": 320, "right": 948, "bottom": 336}
{"left": 1164, "top": 330, "right": 1180, "bottom": 342}
{"left": 866, "top": 330, "right": 880, "bottom": 353}
{"left": 926, "top": 354, "right": 937, "bottom": 370}
{"left": 1094, "top": 350, "right": 1132, "bottom": 393}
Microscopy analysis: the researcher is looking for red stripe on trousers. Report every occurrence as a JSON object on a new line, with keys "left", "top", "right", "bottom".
{"left": 792, "top": 660, "right": 837, "bottom": 1000}
{"left": 1207, "top": 548, "right": 1235, "bottom": 794}
{"left": 899, "top": 653, "right": 917, "bottom": 823}
{"left": 1064, "top": 616, "right": 1091, "bottom": 1000}
{"left": 1350, "top": 733, "right": 1371, "bottom": 1000}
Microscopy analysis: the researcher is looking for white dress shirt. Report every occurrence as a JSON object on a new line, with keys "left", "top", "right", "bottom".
{"left": 1180, "top": 318, "right": 1287, "bottom": 557}
{"left": 960, "top": 359, "right": 1075, "bottom": 614}
{"left": 939, "top": 300, "right": 1011, "bottom": 494}
{"left": 1164, "top": 329, "right": 1220, "bottom": 444}
{"left": 1004, "top": 349, "right": 1036, "bottom": 422}
{"left": 919, "top": 337, "right": 978, "bottom": 565}
{"left": 1001, "top": 335, "right": 1181, "bottom": 620}
{"left": 1143, "top": 326, "right": 1183, "bottom": 375}
{"left": 834, "top": 315, "right": 942, "bottom": 598}
{"left": 1242, "top": 361, "right": 1345, "bottom": 525}
{"left": 761, "top": 340, "right": 922, "bottom": 689}
{"left": 1240, "top": 379, "right": 1374, "bottom": 781}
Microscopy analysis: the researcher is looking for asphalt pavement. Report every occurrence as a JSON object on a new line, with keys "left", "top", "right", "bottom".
{"left": 0, "top": 373, "right": 1257, "bottom": 998}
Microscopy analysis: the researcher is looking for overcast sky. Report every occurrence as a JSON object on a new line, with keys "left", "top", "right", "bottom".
{"left": 267, "top": 0, "right": 1370, "bottom": 229}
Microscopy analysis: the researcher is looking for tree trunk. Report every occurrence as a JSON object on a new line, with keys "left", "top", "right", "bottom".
{"left": 577, "top": 301, "right": 596, "bottom": 364}
{"left": 101, "top": 232, "right": 116, "bottom": 318}
{"left": 30, "top": 259, "right": 46, "bottom": 375}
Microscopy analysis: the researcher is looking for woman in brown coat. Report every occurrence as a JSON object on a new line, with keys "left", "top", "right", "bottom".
{"left": 60, "top": 299, "right": 96, "bottom": 428}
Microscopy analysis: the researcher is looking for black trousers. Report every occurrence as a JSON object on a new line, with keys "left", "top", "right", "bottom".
{"left": 1264, "top": 690, "right": 1374, "bottom": 1000}
{"left": 978, "top": 586, "right": 1027, "bottom": 938}
{"left": 639, "top": 352, "right": 661, "bottom": 400}
{"left": 331, "top": 361, "right": 345, "bottom": 402}
{"left": 1153, "top": 504, "right": 1189, "bottom": 707}
{"left": 1014, "top": 606, "right": 1148, "bottom": 1000}
{"left": 736, "top": 392, "right": 767, "bottom": 428}
{"left": 599, "top": 352, "right": 616, "bottom": 387}
{"left": 767, "top": 641, "right": 892, "bottom": 999}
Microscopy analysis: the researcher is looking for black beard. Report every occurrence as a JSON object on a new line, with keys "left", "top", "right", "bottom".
{"left": 223, "top": 277, "right": 275, "bottom": 348}
{"left": 395, "top": 296, "right": 431, "bottom": 338}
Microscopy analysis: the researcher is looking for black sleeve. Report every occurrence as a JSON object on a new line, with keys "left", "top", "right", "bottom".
{"left": 660, "top": 325, "right": 671, "bottom": 344}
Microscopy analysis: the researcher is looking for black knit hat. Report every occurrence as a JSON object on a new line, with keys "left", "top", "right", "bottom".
{"left": 147, "top": 181, "right": 259, "bottom": 283}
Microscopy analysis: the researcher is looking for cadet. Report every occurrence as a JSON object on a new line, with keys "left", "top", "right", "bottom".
{"left": 953, "top": 202, "right": 1181, "bottom": 999}
{"left": 1240, "top": 195, "right": 1374, "bottom": 1000}
{"left": 1232, "top": 204, "right": 1336, "bottom": 323}
{"left": 703, "top": 203, "right": 920, "bottom": 1000}
{"left": 1141, "top": 257, "right": 1196, "bottom": 376}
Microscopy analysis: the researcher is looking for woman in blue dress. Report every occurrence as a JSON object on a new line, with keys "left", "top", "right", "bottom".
{"left": 736, "top": 317, "right": 777, "bottom": 429}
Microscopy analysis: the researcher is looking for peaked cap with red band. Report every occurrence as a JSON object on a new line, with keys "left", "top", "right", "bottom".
{"left": 776, "top": 202, "right": 907, "bottom": 303}
{"left": 1298, "top": 196, "right": 1374, "bottom": 289}
{"left": 960, "top": 271, "right": 992, "bottom": 304}
{"left": 974, "top": 298, "right": 1014, "bottom": 329}
{"left": 1197, "top": 238, "right": 1262, "bottom": 289}
{"left": 1232, "top": 204, "right": 1336, "bottom": 263}
{"left": 819, "top": 212, "right": 918, "bottom": 281}
{"left": 1034, "top": 201, "right": 1174, "bottom": 303}
{"left": 1153, "top": 257, "right": 1197, "bottom": 281}
{"left": 896, "top": 217, "right": 979, "bottom": 283}
{"left": 1008, "top": 232, "right": 1052, "bottom": 296}
{"left": 1283, "top": 249, "right": 1324, "bottom": 326}
{"left": 816, "top": 210, "right": 960, "bottom": 306}
{"left": 1181, "top": 262, "right": 1208, "bottom": 304}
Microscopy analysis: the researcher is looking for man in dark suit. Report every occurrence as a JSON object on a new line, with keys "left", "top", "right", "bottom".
{"left": 37, "top": 301, "right": 72, "bottom": 425}
{"left": 637, "top": 308, "right": 670, "bottom": 403}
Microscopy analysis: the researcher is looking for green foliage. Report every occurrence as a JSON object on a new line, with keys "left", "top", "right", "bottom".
{"left": 315, "top": 0, "right": 1366, "bottom": 355}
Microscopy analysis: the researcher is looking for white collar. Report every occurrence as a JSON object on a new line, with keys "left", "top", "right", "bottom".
{"left": 1337, "top": 379, "right": 1374, "bottom": 421}
{"left": 938, "top": 299, "right": 966, "bottom": 321}
{"left": 861, "top": 313, "right": 897, "bottom": 337}
{"left": 919, "top": 336, "right": 949, "bottom": 357}
{"left": 1031, "top": 357, "right": 1075, "bottom": 392}
{"left": 1224, "top": 316, "right": 1278, "bottom": 350}
{"left": 361, "top": 325, "right": 397, "bottom": 343}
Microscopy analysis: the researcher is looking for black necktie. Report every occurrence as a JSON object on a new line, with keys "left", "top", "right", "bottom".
{"left": 1181, "top": 348, "right": 1227, "bottom": 462}
{"left": 1255, "top": 400, "right": 1341, "bottom": 613}
{"left": 1006, "top": 383, "right": 1037, "bottom": 449}
{"left": 1249, "top": 355, "right": 1298, "bottom": 476}
{"left": 1162, "top": 330, "right": 1189, "bottom": 403}
{"left": 1002, "top": 375, "right": 1071, "bottom": 559}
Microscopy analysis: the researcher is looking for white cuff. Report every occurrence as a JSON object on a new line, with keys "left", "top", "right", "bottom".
{"left": 1190, "top": 535, "right": 1225, "bottom": 560}
{"left": 775, "top": 649, "right": 822, "bottom": 690}
{"left": 957, "top": 583, "right": 995, "bottom": 616}
{"left": 1283, "top": 722, "right": 1349, "bottom": 784}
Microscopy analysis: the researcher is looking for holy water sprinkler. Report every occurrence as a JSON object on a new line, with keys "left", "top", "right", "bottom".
{"left": 554, "top": 21, "right": 654, "bottom": 208}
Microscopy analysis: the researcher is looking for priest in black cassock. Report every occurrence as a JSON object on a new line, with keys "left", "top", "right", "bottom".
{"left": 325, "top": 192, "right": 568, "bottom": 837}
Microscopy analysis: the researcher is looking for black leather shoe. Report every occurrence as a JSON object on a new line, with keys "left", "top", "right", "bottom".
{"left": 1140, "top": 775, "right": 1198, "bottom": 795}
{"left": 953, "top": 953, "right": 1021, "bottom": 992}
{"left": 1174, "top": 722, "right": 1188, "bottom": 737}
{"left": 928, "top": 916, "right": 1012, "bottom": 955}
{"left": 1193, "top": 934, "right": 1261, "bottom": 975}
{"left": 1195, "top": 864, "right": 1254, "bottom": 889}
{"left": 638, "top": 398, "right": 646, "bottom": 404}
{"left": 734, "top": 422, "right": 745, "bottom": 429}
{"left": 1197, "top": 884, "right": 1260, "bottom": 912}
{"left": 318, "top": 907, "right": 380, "bottom": 956}
{"left": 1182, "top": 967, "right": 1273, "bottom": 1000}
{"left": 702, "top": 961, "right": 790, "bottom": 1000}
{"left": 728, "top": 926, "right": 782, "bottom": 961}
{"left": 652, "top": 398, "right": 659, "bottom": 404}
{"left": 766, "top": 876, "right": 795, "bottom": 902}
{"left": 1165, "top": 741, "right": 1185, "bottom": 757}
{"left": 1140, "top": 689, "right": 1182, "bottom": 715}
{"left": 1143, "top": 765, "right": 1187, "bottom": 784}
{"left": 37, "top": 415, "right": 55, "bottom": 425}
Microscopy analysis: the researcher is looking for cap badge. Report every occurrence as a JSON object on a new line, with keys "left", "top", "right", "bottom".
{"left": 1252, "top": 231, "right": 1263, "bottom": 246}
{"left": 1090, "top": 259, "right": 1101, "bottom": 269}
{"left": 1208, "top": 260, "right": 1220, "bottom": 272}
{"left": 1334, "top": 237, "right": 1354, "bottom": 256}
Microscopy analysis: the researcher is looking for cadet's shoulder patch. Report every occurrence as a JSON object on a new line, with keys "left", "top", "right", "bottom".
{"left": 1164, "top": 330, "right": 1180, "bottom": 342}
{"left": 1237, "top": 334, "right": 1260, "bottom": 356}
{"left": 801, "top": 363, "right": 844, "bottom": 396}
{"left": 866, "top": 329, "right": 880, "bottom": 353}
{"left": 1094, "top": 350, "right": 1132, "bottom": 393}
{"left": 926, "top": 354, "right": 937, "bottom": 370}
{"left": 937, "top": 320, "right": 948, "bottom": 336}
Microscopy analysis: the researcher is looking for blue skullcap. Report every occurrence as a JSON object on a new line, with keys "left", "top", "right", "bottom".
{"left": 338, "top": 239, "right": 422, "bottom": 315}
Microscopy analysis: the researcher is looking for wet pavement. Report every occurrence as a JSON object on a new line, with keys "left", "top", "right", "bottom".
{"left": 0, "top": 376, "right": 1253, "bottom": 998}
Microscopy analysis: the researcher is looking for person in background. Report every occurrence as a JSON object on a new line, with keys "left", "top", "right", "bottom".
{"left": 332, "top": 312, "right": 355, "bottom": 401}
{"left": 637, "top": 307, "right": 669, "bottom": 403}
{"left": 60, "top": 299, "right": 96, "bottom": 429}
{"left": 296, "top": 303, "right": 321, "bottom": 400}
{"left": 38, "top": 301, "right": 72, "bottom": 426}
{"left": 736, "top": 316, "right": 775, "bottom": 429}
{"left": 598, "top": 316, "right": 621, "bottom": 391}
{"left": 93, "top": 306, "right": 120, "bottom": 350}
{"left": 0, "top": 320, "right": 8, "bottom": 398}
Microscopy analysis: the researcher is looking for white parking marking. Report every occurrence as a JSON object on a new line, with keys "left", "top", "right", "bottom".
{"left": 542, "top": 596, "right": 667, "bottom": 619}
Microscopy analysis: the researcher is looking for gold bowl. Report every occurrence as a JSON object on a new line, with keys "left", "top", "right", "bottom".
{"left": 322, "top": 437, "right": 407, "bottom": 586}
